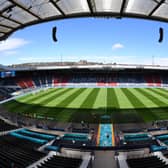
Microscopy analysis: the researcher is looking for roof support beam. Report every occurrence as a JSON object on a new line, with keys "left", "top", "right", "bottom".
{"left": 0, "top": 33, "right": 11, "bottom": 41}
{"left": 0, "top": 23, "right": 13, "bottom": 29}
{"left": 87, "top": 0, "right": 95, "bottom": 14}
{"left": 0, "top": 4, "right": 21, "bottom": 25}
{"left": 0, "top": 4, "right": 15, "bottom": 14}
{"left": 49, "top": 0, "right": 66, "bottom": 16}
{"left": 0, "top": 31, "right": 7, "bottom": 34}
{"left": 149, "top": 0, "right": 165, "bottom": 16}
{"left": 9, "top": 0, "right": 42, "bottom": 20}
{"left": 0, "top": 14, "right": 22, "bottom": 25}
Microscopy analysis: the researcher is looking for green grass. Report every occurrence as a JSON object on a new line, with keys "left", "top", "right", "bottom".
{"left": 3, "top": 88, "right": 168, "bottom": 123}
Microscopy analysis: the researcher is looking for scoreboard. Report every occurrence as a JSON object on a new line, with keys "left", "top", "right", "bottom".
{"left": 0, "top": 71, "right": 16, "bottom": 78}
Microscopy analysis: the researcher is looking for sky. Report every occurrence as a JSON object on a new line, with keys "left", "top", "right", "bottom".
{"left": 0, "top": 17, "right": 168, "bottom": 66}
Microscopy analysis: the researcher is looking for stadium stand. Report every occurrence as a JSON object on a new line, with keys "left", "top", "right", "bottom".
{"left": 1, "top": 67, "right": 168, "bottom": 167}
{"left": 120, "top": 133, "right": 158, "bottom": 148}
{"left": 10, "top": 129, "right": 57, "bottom": 145}
{"left": 126, "top": 155, "right": 168, "bottom": 168}
{"left": 162, "top": 150, "right": 168, "bottom": 159}
{"left": 36, "top": 155, "right": 82, "bottom": 168}
{"left": 0, "top": 134, "right": 45, "bottom": 167}
{"left": 0, "top": 118, "right": 18, "bottom": 132}
{"left": 1, "top": 68, "right": 168, "bottom": 93}
{"left": 52, "top": 133, "right": 94, "bottom": 148}
{"left": 145, "top": 75, "right": 154, "bottom": 87}
{"left": 155, "top": 134, "right": 168, "bottom": 146}
{"left": 0, "top": 86, "right": 20, "bottom": 101}
{"left": 2, "top": 0, "right": 168, "bottom": 167}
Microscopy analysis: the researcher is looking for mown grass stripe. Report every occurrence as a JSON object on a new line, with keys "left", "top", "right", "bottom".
{"left": 70, "top": 88, "right": 100, "bottom": 123}
{"left": 114, "top": 88, "right": 133, "bottom": 109}
{"left": 23, "top": 88, "right": 81, "bottom": 116}
{"left": 20, "top": 88, "right": 55, "bottom": 103}
{"left": 16, "top": 89, "right": 50, "bottom": 101}
{"left": 17, "top": 93, "right": 34, "bottom": 101}
{"left": 157, "top": 88, "right": 168, "bottom": 92}
{"left": 117, "top": 88, "right": 143, "bottom": 123}
{"left": 80, "top": 88, "right": 100, "bottom": 109}
{"left": 45, "top": 88, "right": 86, "bottom": 117}
{"left": 66, "top": 88, "right": 92, "bottom": 108}
{"left": 52, "top": 88, "right": 85, "bottom": 108}
{"left": 154, "top": 88, "right": 168, "bottom": 96}
{"left": 107, "top": 88, "right": 119, "bottom": 109}
{"left": 18, "top": 88, "right": 72, "bottom": 114}
{"left": 135, "top": 88, "right": 168, "bottom": 107}
{"left": 5, "top": 87, "right": 168, "bottom": 123}
{"left": 4, "top": 88, "right": 56, "bottom": 109}
{"left": 144, "top": 89, "right": 168, "bottom": 105}
{"left": 93, "top": 88, "right": 107, "bottom": 109}
{"left": 30, "top": 88, "right": 66, "bottom": 105}
{"left": 14, "top": 88, "right": 56, "bottom": 107}
{"left": 106, "top": 88, "right": 122, "bottom": 123}
{"left": 122, "top": 88, "right": 158, "bottom": 121}
{"left": 55, "top": 88, "right": 92, "bottom": 121}
{"left": 21, "top": 88, "right": 72, "bottom": 113}
{"left": 142, "top": 88, "right": 168, "bottom": 105}
{"left": 19, "top": 88, "right": 66, "bottom": 113}
{"left": 46, "top": 88, "right": 78, "bottom": 107}
{"left": 148, "top": 88, "right": 168, "bottom": 100}
{"left": 129, "top": 88, "right": 157, "bottom": 108}
{"left": 38, "top": 88, "right": 73, "bottom": 106}
{"left": 121, "top": 88, "right": 144, "bottom": 108}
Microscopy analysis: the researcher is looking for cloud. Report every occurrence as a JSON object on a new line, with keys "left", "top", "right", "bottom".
{"left": 4, "top": 50, "right": 18, "bottom": 55}
{"left": 112, "top": 43, "right": 124, "bottom": 50}
{"left": 0, "top": 38, "right": 29, "bottom": 52}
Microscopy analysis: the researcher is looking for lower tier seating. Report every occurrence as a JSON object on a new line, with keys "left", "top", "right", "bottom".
{"left": 1, "top": 71, "right": 167, "bottom": 91}
{"left": 37, "top": 155, "right": 82, "bottom": 168}
{"left": 162, "top": 150, "right": 168, "bottom": 159}
{"left": 0, "top": 135, "right": 45, "bottom": 168}
{"left": 121, "top": 133, "right": 158, "bottom": 147}
{"left": 0, "top": 118, "right": 18, "bottom": 132}
{"left": 126, "top": 155, "right": 168, "bottom": 168}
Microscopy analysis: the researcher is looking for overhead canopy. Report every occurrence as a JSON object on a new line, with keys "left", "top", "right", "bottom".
{"left": 0, "top": 0, "right": 168, "bottom": 41}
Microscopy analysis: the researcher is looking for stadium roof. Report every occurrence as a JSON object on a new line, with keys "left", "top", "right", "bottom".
{"left": 0, "top": 0, "right": 168, "bottom": 41}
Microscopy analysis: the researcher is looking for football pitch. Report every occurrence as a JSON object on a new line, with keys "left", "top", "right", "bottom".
{"left": 3, "top": 88, "right": 168, "bottom": 123}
